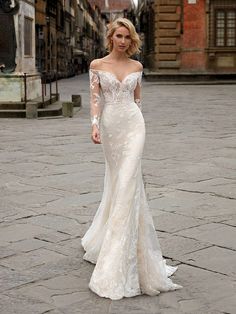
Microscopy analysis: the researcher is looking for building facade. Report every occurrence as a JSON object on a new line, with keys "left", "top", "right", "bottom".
{"left": 90, "top": 0, "right": 135, "bottom": 21}
{"left": 137, "top": 0, "right": 236, "bottom": 74}
{"left": 75, "top": 0, "right": 106, "bottom": 73}
{"left": 35, "top": 0, "right": 78, "bottom": 79}
{"left": 35, "top": 0, "right": 106, "bottom": 78}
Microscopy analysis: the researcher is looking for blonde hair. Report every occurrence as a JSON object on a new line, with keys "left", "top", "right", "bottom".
{"left": 106, "top": 18, "right": 142, "bottom": 57}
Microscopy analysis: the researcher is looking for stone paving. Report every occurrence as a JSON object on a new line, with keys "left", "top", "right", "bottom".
{"left": 0, "top": 73, "right": 236, "bottom": 314}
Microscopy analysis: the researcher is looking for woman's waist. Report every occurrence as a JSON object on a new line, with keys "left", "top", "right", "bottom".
{"left": 103, "top": 98, "right": 134, "bottom": 105}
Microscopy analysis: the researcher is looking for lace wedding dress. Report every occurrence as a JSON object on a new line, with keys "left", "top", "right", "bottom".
{"left": 81, "top": 68, "right": 182, "bottom": 300}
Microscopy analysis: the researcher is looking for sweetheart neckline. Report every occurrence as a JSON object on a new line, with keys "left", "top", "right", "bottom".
{"left": 89, "top": 69, "right": 142, "bottom": 84}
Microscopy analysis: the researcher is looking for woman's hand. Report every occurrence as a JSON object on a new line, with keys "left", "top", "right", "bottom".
{"left": 91, "top": 125, "right": 101, "bottom": 144}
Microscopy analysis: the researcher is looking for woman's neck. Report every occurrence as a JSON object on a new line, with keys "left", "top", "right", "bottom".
{"left": 109, "top": 50, "right": 129, "bottom": 62}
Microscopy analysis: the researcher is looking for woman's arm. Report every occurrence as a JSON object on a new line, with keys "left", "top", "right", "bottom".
{"left": 89, "top": 60, "right": 102, "bottom": 144}
{"left": 134, "top": 62, "right": 143, "bottom": 111}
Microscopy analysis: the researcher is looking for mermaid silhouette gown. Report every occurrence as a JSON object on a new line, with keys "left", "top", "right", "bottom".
{"left": 81, "top": 68, "right": 182, "bottom": 300}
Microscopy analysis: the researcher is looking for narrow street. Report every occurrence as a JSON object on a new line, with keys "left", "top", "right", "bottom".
{"left": 0, "top": 74, "right": 236, "bottom": 314}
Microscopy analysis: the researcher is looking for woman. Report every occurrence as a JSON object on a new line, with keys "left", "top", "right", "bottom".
{"left": 81, "top": 17, "right": 182, "bottom": 300}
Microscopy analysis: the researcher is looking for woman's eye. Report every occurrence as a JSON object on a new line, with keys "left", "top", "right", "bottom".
{"left": 116, "top": 34, "right": 122, "bottom": 38}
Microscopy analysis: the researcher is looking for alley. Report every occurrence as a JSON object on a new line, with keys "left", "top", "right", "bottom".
{"left": 0, "top": 74, "right": 236, "bottom": 314}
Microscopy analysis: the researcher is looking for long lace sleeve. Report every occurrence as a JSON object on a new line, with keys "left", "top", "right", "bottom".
{"left": 134, "top": 73, "right": 142, "bottom": 111}
{"left": 89, "top": 69, "right": 101, "bottom": 128}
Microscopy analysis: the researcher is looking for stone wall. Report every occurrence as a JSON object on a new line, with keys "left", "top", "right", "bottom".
{"left": 15, "top": 0, "right": 37, "bottom": 74}
{"left": 0, "top": 0, "right": 41, "bottom": 103}
{"left": 156, "top": 0, "right": 181, "bottom": 71}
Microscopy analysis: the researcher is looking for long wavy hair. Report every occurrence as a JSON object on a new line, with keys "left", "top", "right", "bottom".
{"left": 105, "top": 18, "right": 142, "bottom": 57}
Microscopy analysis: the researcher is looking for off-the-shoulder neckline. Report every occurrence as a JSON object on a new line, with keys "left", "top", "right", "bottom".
{"left": 89, "top": 69, "right": 142, "bottom": 84}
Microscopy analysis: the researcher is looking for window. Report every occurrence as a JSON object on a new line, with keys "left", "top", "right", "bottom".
{"left": 209, "top": 0, "right": 236, "bottom": 48}
{"left": 24, "top": 17, "right": 33, "bottom": 56}
{"left": 215, "top": 9, "right": 236, "bottom": 47}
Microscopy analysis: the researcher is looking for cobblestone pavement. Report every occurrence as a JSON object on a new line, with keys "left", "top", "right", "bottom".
{"left": 0, "top": 74, "right": 236, "bottom": 314}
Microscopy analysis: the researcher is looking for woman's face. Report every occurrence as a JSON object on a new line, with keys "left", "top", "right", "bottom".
{"left": 111, "top": 26, "right": 131, "bottom": 53}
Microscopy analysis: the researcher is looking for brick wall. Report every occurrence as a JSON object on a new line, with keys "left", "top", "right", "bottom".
{"left": 181, "top": 0, "right": 207, "bottom": 71}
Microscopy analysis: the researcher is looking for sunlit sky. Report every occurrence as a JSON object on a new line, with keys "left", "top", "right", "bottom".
{"left": 133, "top": 0, "right": 138, "bottom": 7}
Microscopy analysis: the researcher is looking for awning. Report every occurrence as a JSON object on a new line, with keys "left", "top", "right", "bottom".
{"left": 73, "top": 49, "right": 84, "bottom": 56}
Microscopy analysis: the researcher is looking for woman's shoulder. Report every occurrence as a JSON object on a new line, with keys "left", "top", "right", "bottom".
{"left": 89, "top": 58, "right": 104, "bottom": 70}
{"left": 129, "top": 59, "right": 143, "bottom": 72}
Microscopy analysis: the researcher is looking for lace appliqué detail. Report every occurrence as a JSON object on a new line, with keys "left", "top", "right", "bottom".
{"left": 91, "top": 115, "right": 100, "bottom": 128}
{"left": 89, "top": 69, "right": 102, "bottom": 128}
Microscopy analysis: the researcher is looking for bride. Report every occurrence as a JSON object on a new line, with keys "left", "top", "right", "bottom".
{"left": 81, "top": 17, "right": 182, "bottom": 300}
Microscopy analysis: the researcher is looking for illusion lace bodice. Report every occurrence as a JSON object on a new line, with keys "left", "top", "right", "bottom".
{"left": 89, "top": 69, "right": 142, "bottom": 128}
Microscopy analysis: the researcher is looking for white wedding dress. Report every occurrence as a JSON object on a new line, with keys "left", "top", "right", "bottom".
{"left": 81, "top": 68, "right": 182, "bottom": 300}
